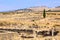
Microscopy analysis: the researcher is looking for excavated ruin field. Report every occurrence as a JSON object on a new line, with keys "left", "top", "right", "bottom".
{"left": 0, "top": 12, "right": 60, "bottom": 40}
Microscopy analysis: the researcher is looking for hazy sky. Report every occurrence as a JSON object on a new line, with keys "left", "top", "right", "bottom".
{"left": 0, "top": 0, "right": 60, "bottom": 11}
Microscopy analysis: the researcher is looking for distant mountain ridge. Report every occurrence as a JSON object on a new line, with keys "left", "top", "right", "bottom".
{"left": 55, "top": 6, "right": 60, "bottom": 8}
{"left": 1, "top": 6, "right": 60, "bottom": 13}
{"left": 15, "top": 6, "right": 60, "bottom": 12}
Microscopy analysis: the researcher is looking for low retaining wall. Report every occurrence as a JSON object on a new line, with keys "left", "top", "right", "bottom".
{"left": 0, "top": 31, "right": 19, "bottom": 40}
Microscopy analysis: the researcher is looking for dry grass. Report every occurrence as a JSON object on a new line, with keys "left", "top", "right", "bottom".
{"left": 0, "top": 12, "right": 60, "bottom": 40}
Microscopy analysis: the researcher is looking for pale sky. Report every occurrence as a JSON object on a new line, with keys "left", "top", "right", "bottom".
{"left": 0, "top": 0, "right": 60, "bottom": 11}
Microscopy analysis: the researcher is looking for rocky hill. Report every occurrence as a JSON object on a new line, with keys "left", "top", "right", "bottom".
{"left": 14, "top": 6, "right": 60, "bottom": 12}
{"left": 1, "top": 6, "right": 60, "bottom": 14}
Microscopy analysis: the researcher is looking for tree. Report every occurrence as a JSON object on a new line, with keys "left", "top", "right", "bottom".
{"left": 43, "top": 9, "right": 46, "bottom": 18}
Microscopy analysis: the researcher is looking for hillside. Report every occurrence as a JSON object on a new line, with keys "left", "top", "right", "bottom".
{"left": 0, "top": 6, "right": 60, "bottom": 40}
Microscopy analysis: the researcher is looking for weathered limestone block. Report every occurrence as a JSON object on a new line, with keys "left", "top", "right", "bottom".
{"left": 0, "top": 31, "right": 19, "bottom": 40}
